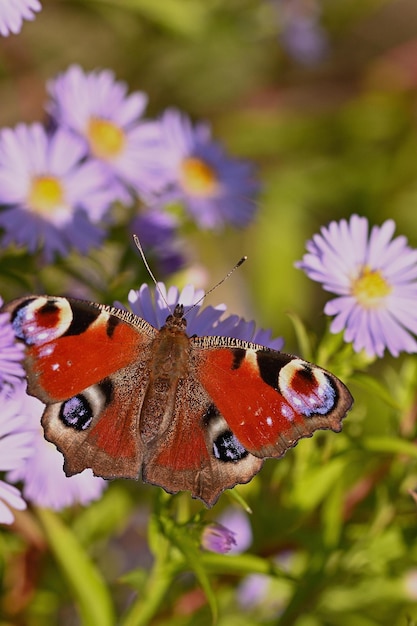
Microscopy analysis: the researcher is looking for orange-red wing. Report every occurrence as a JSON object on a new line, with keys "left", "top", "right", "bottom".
{"left": 193, "top": 342, "right": 352, "bottom": 457}
{"left": 5, "top": 296, "right": 156, "bottom": 402}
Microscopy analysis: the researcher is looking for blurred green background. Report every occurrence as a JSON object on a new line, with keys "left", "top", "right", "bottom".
{"left": 3, "top": 1, "right": 417, "bottom": 625}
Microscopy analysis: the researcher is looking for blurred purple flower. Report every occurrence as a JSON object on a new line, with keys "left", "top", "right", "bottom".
{"left": 0, "top": 297, "right": 25, "bottom": 387}
{"left": 131, "top": 210, "right": 185, "bottom": 276}
{"left": 47, "top": 65, "right": 166, "bottom": 201}
{"left": 8, "top": 393, "right": 107, "bottom": 510}
{"left": 217, "top": 507, "right": 253, "bottom": 553}
{"left": 0, "top": 123, "right": 116, "bottom": 260}
{"left": 296, "top": 214, "right": 417, "bottom": 358}
{"left": 128, "top": 283, "right": 284, "bottom": 349}
{"left": 0, "top": 384, "right": 33, "bottom": 524}
{"left": 157, "top": 109, "right": 260, "bottom": 230}
{"left": 405, "top": 569, "right": 417, "bottom": 600}
{"left": 0, "top": 0, "right": 41, "bottom": 37}
{"left": 237, "top": 573, "right": 271, "bottom": 610}
{"left": 201, "top": 522, "right": 237, "bottom": 554}
{"left": 276, "top": 0, "right": 328, "bottom": 65}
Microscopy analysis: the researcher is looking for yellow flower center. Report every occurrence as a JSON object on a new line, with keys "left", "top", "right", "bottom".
{"left": 351, "top": 266, "right": 392, "bottom": 308}
{"left": 180, "top": 157, "right": 219, "bottom": 196}
{"left": 28, "top": 176, "right": 64, "bottom": 215}
{"left": 87, "top": 117, "right": 126, "bottom": 160}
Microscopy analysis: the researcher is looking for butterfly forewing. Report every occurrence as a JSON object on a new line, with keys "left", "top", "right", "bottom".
{"left": 4, "top": 296, "right": 157, "bottom": 403}
{"left": 192, "top": 336, "right": 353, "bottom": 459}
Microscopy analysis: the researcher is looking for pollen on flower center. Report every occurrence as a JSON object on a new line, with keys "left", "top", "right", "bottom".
{"left": 28, "top": 176, "right": 65, "bottom": 215}
{"left": 180, "top": 157, "right": 219, "bottom": 196}
{"left": 87, "top": 117, "right": 126, "bottom": 159}
{"left": 351, "top": 266, "right": 392, "bottom": 307}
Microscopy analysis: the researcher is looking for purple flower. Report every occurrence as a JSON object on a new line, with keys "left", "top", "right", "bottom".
{"left": 237, "top": 574, "right": 271, "bottom": 610}
{"left": 0, "top": 123, "right": 116, "bottom": 260}
{"left": 7, "top": 393, "right": 107, "bottom": 510}
{"left": 296, "top": 214, "right": 417, "bottom": 358}
{"left": 216, "top": 507, "right": 253, "bottom": 554}
{"left": 0, "top": 384, "right": 33, "bottom": 524}
{"left": 201, "top": 522, "right": 237, "bottom": 554}
{"left": 157, "top": 109, "right": 260, "bottom": 229}
{"left": 0, "top": 0, "right": 41, "bottom": 37}
{"left": 128, "top": 282, "right": 284, "bottom": 349}
{"left": 405, "top": 570, "right": 417, "bottom": 600}
{"left": 0, "top": 297, "right": 25, "bottom": 387}
{"left": 46, "top": 65, "right": 166, "bottom": 200}
{"left": 276, "top": 0, "right": 328, "bottom": 66}
{"left": 130, "top": 210, "right": 185, "bottom": 276}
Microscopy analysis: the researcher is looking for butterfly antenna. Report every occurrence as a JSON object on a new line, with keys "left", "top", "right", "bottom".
{"left": 133, "top": 234, "right": 172, "bottom": 313}
{"left": 185, "top": 256, "right": 247, "bottom": 317}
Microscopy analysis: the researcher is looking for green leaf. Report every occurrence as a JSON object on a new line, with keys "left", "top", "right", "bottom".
{"left": 361, "top": 436, "right": 417, "bottom": 458}
{"left": 353, "top": 373, "right": 401, "bottom": 409}
{"left": 287, "top": 312, "right": 314, "bottom": 361}
{"left": 200, "top": 552, "right": 296, "bottom": 581}
{"left": 96, "top": 0, "right": 207, "bottom": 37}
{"left": 36, "top": 508, "right": 115, "bottom": 626}
{"left": 226, "top": 488, "right": 253, "bottom": 513}
{"left": 290, "top": 456, "right": 348, "bottom": 511}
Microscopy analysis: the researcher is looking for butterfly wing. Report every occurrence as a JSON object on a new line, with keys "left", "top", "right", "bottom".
{"left": 192, "top": 336, "right": 353, "bottom": 459}
{"left": 4, "top": 296, "right": 157, "bottom": 478}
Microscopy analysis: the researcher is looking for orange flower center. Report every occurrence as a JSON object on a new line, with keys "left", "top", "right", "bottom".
{"left": 87, "top": 117, "right": 126, "bottom": 159}
{"left": 180, "top": 157, "right": 219, "bottom": 196}
{"left": 351, "top": 266, "right": 392, "bottom": 308}
{"left": 28, "top": 176, "right": 64, "bottom": 215}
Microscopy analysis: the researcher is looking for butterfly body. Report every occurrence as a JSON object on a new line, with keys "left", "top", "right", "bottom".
{"left": 3, "top": 295, "right": 353, "bottom": 506}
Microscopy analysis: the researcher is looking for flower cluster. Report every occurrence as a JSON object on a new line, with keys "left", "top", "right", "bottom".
{"left": 0, "top": 65, "right": 260, "bottom": 266}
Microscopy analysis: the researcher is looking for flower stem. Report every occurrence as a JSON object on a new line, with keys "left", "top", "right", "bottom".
{"left": 121, "top": 557, "right": 176, "bottom": 626}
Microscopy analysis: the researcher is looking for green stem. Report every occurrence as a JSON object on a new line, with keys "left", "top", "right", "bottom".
{"left": 120, "top": 543, "right": 178, "bottom": 626}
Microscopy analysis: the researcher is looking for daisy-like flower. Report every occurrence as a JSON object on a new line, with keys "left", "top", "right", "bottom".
{"left": 0, "top": 384, "right": 33, "bottom": 524}
{"left": 8, "top": 394, "right": 107, "bottom": 510}
{"left": 0, "top": 0, "right": 41, "bottom": 37}
{"left": 0, "top": 123, "right": 117, "bottom": 260}
{"left": 128, "top": 282, "right": 284, "bottom": 350}
{"left": 157, "top": 108, "right": 260, "bottom": 230}
{"left": 46, "top": 65, "right": 166, "bottom": 200}
{"left": 130, "top": 210, "right": 185, "bottom": 276}
{"left": 0, "top": 297, "right": 25, "bottom": 387}
{"left": 296, "top": 214, "right": 417, "bottom": 358}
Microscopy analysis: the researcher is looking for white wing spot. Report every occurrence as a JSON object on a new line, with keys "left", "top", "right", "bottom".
{"left": 281, "top": 404, "right": 295, "bottom": 422}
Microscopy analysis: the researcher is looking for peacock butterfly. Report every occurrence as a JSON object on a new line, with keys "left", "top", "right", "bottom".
{"left": 2, "top": 295, "right": 353, "bottom": 506}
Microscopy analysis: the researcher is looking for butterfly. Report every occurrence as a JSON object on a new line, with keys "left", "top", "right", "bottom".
{"left": 3, "top": 295, "right": 353, "bottom": 506}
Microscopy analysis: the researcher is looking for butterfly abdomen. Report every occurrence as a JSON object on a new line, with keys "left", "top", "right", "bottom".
{"left": 139, "top": 325, "right": 191, "bottom": 444}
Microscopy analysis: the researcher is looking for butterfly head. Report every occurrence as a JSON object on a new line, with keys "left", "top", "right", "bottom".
{"left": 162, "top": 303, "right": 187, "bottom": 331}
